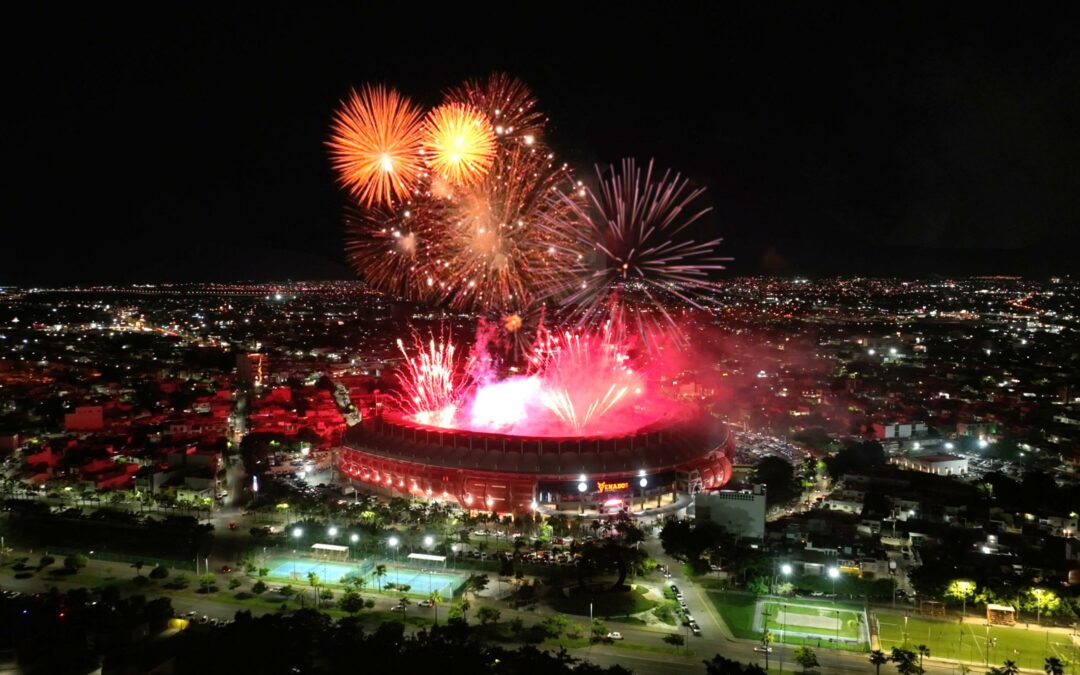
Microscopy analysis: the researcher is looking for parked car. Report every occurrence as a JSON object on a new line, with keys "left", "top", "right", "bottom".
{"left": 418, "top": 600, "right": 434, "bottom": 608}
{"left": 606, "top": 632, "right": 623, "bottom": 640}
{"left": 753, "top": 645, "right": 773, "bottom": 653}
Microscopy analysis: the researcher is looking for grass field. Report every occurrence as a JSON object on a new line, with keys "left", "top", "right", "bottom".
{"left": 707, "top": 591, "right": 869, "bottom": 652}
{"left": 549, "top": 585, "right": 657, "bottom": 618}
{"left": 875, "top": 613, "right": 1078, "bottom": 671}
{"left": 759, "top": 601, "right": 864, "bottom": 641}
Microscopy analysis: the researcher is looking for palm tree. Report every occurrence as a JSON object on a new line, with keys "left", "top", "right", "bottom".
{"left": 1044, "top": 657, "right": 1065, "bottom": 675}
{"left": 429, "top": 589, "right": 443, "bottom": 625}
{"left": 374, "top": 564, "right": 387, "bottom": 592}
{"left": 307, "top": 571, "right": 320, "bottom": 609}
{"left": 916, "top": 644, "right": 930, "bottom": 670}
{"left": 994, "top": 660, "right": 1019, "bottom": 675}
{"left": 868, "top": 649, "right": 887, "bottom": 675}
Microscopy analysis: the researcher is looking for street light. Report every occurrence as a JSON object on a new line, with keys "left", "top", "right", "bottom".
{"left": 423, "top": 535, "right": 434, "bottom": 548}
{"left": 328, "top": 526, "right": 338, "bottom": 538}
{"left": 388, "top": 535, "right": 399, "bottom": 562}
{"left": 828, "top": 567, "right": 841, "bottom": 644}
{"left": 292, "top": 527, "right": 303, "bottom": 539}
{"left": 350, "top": 533, "right": 359, "bottom": 544}
{"left": 578, "top": 477, "right": 588, "bottom": 514}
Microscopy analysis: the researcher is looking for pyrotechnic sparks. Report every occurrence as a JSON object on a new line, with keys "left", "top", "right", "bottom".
{"left": 328, "top": 85, "right": 426, "bottom": 207}
{"left": 422, "top": 103, "right": 496, "bottom": 187}
{"left": 540, "top": 159, "right": 730, "bottom": 339}
{"left": 431, "top": 145, "right": 578, "bottom": 311}
{"left": 394, "top": 332, "right": 472, "bottom": 427}
{"left": 445, "top": 73, "right": 546, "bottom": 147}
{"left": 534, "top": 331, "right": 641, "bottom": 431}
{"left": 343, "top": 201, "right": 448, "bottom": 300}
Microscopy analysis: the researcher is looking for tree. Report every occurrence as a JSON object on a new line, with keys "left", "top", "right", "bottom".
{"left": 703, "top": 655, "right": 766, "bottom": 675}
{"left": 374, "top": 564, "right": 387, "bottom": 591}
{"left": 257, "top": 566, "right": 270, "bottom": 578}
{"left": 308, "top": 572, "right": 321, "bottom": 609}
{"left": 149, "top": 565, "right": 169, "bottom": 580}
{"left": 37, "top": 555, "right": 55, "bottom": 570}
{"left": 590, "top": 619, "right": 607, "bottom": 641}
{"left": 466, "top": 573, "right": 489, "bottom": 598}
{"left": 429, "top": 589, "right": 443, "bottom": 625}
{"left": 476, "top": 606, "right": 501, "bottom": 625}
{"left": 171, "top": 573, "right": 191, "bottom": 590}
{"left": 915, "top": 645, "right": 930, "bottom": 670}
{"left": 869, "top": 649, "right": 888, "bottom": 675}
{"left": 252, "top": 580, "right": 268, "bottom": 594}
{"left": 752, "top": 456, "right": 800, "bottom": 506}
{"left": 339, "top": 590, "right": 365, "bottom": 615}
{"left": 989, "top": 661, "right": 1020, "bottom": 675}
{"left": 889, "top": 647, "right": 923, "bottom": 675}
{"left": 199, "top": 573, "right": 217, "bottom": 592}
{"left": 1044, "top": 657, "right": 1066, "bottom": 675}
{"left": 1021, "top": 587, "right": 1061, "bottom": 623}
{"left": 228, "top": 577, "right": 242, "bottom": 590}
{"left": 64, "top": 553, "right": 88, "bottom": 572}
{"left": 793, "top": 646, "right": 818, "bottom": 673}
{"left": 132, "top": 560, "right": 145, "bottom": 576}
{"left": 944, "top": 580, "right": 976, "bottom": 618}
{"left": 541, "top": 614, "right": 570, "bottom": 638}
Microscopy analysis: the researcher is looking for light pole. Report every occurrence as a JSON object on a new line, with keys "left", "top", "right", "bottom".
{"left": 578, "top": 476, "right": 588, "bottom": 515}
{"left": 828, "top": 567, "right": 840, "bottom": 644}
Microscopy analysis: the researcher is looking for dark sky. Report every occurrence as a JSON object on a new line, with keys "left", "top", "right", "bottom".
{"left": 4, "top": 3, "right": 1079, "bottom": 284}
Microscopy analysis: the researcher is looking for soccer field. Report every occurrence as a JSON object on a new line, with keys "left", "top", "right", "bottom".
{"left": 755, "top": 600, "right": 867, "bottom": 643}
{"left": 875, "top": 614, "right": 1078, "bottom": 671}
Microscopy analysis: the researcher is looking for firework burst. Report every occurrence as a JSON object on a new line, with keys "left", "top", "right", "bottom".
{"left": 428, "top": 145, "right": 578, "bottom": 311}
{"left": 343, "top": 200, "right": 449, "bottom": 300}
{"left": 394, "top": 331, "right": 472, "bottom": 427}
{"left": 445, "top": 73, "right": 546, "bottom": 147}
{"left": 540, "top": 158, "right": 729, "bottom": 340}
{"left": 422, "top": 103, "right": 497, "bottom": 187}
{"left": 328, "top": 85, "right": 426, "bottom": 207}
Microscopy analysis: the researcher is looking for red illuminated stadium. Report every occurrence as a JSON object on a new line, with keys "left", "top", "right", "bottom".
{"left": 337, "top": 410, "right": 734, "bottom": 514}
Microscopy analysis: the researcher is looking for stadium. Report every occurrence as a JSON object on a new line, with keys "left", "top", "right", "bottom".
{"left": 336, "top": 411, "right": 735, "bottom": 514}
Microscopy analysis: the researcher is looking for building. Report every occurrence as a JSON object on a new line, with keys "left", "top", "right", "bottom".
{"left": 891, "top": 453, "right": 969, "bottom": 476}
{"left": 337, "top": 412, "right": 736, "bottom": 514}
{"left": 871, "top": 421, "right": 928, "bottom": 440}
{"left": 64, "top": 405, "right": 104, "bottom": 431}
{"left": 694, "top": 484, "right": 767, "bottom": 539}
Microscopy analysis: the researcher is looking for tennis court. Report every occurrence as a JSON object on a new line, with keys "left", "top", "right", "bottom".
{"left": 269, "top": 558, "right": 366, "bottom": 584}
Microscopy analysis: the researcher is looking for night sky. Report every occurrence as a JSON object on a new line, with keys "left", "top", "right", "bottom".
{"left": 4, "top": 3, "right": 1079, "bottom": 285}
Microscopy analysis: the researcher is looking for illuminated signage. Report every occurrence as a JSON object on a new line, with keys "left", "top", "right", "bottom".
{"left": 596, "top": 481, "right": 630, "bottom": 493}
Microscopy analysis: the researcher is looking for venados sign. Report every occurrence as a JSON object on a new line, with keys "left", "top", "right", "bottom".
{"left": 596, "top": 481, "right": 630, "bottom": 493}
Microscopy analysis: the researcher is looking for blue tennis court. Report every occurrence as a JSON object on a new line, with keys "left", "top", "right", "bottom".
{"left": 269, "top": 559, "right": 365, "bottom": 584}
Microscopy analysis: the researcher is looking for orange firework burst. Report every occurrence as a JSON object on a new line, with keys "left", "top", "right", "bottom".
{"left": 429, "top": 145, "right": 578, "bottom": 311}
{"left": 422, "top": 103, "right": 496, "bottom": 187}
{"left": 503, "top": 313, "right": 523, "bottom": 332}
{"left": 445, "top": 73, "right": 546, "bottom": 147}
{"left": 328, "top": 85, "right": 426, "bottom": 207}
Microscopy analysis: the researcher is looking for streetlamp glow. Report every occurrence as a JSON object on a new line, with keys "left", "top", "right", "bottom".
{"left": 388, "top": 536, "right": 399, "bottom": 548}
{"left": 577, "top": 482, "right": 587, "bottom": 493}
{"left": 423, "top": 535, "right": 434, "bottom": 548}
{"left": 292, "top": 527, "right": 303, "bottom": 539}
{"left": 328, "top": 526, "right": 339, "bottom": 538}
{"left": 828, "top": 567, "right": 840, "bottom": 579}
{"left": 350, "top": 533, "right": 359, "bottom": 543}
{"left": 781, "top": 563, "right": 793, "bottom": 576}
{"left": 639, "top": 477, "right": 648, "bottom": 488}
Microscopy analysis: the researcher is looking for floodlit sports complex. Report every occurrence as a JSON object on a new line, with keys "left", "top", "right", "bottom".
{"left": 753, "top": 600, "right": 869, "bottom": 647}
{"left": 266, "top": 547, "right": 465, "bottom": 598}
{"left": 336, "top": 412, "right": 736, "bottom": 514}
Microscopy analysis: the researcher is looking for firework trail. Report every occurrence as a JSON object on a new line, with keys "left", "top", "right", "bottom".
{"left": 328, "top": 85, "right": 426, "bottom": 207}
{"left": 422, "top": 103, "right": 497, "bottom": 187}
{"left": 445, "top": 73, "right": 546, "bottom": 147}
